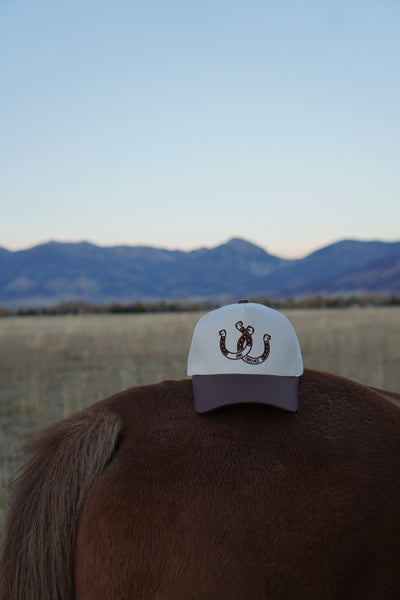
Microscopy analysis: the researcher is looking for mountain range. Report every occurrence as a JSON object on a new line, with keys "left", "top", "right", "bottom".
{"left": 0, "top": 238, "right": 399, "bottom": 308}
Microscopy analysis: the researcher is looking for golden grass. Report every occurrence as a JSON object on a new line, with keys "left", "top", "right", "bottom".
{"left": 1, "top": 308, "right": 399, "bottom": 532}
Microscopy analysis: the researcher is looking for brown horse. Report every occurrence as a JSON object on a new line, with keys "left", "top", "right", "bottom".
{"left": 1, "top": 369, "right": 400, "bottom": 599}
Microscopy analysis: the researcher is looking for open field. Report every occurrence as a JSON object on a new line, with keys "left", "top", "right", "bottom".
{"left": 1, "top": 308, "right": 400, "bottom": 532}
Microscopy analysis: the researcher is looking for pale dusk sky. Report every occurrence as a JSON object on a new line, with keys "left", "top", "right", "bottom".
{"left": 1, "top": 0, "right": 399, "bottom": 258}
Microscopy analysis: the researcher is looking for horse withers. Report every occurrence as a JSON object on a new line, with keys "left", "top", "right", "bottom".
{"left": 1, "top": 369, "right": 400, "bottom": 599}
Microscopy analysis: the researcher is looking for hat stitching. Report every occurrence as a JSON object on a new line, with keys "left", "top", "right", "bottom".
{"left": 219, "top": 320, "right": 272, "bottom": 366}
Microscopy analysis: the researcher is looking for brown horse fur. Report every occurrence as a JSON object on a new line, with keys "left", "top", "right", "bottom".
{"left": 1, "top": 369, "right": 400, "bottom": 599}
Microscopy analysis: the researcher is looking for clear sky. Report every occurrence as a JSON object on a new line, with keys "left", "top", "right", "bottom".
{"left": 1, "top": 0, "right": 399, "bottom": 258}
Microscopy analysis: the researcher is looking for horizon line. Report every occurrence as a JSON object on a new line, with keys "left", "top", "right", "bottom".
{"left": 1, "top": 236, "right": 400, "bottom": 261}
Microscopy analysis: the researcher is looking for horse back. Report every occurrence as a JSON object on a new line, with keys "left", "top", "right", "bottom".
{"left": 75, "top": 370, "right": 400, "bottom": 599}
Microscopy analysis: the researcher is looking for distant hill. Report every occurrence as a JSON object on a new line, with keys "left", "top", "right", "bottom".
{"left": 0, "top": 238, "right": 399, "bottom": 308}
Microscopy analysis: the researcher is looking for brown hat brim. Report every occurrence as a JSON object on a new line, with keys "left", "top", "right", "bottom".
{"left": 192, "top": 374, "right": 299, "bottom": 413}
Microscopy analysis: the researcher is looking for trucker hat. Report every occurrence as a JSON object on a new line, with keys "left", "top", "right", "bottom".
{"left": 187, "top": 301, "right": 303, "bottom": 413}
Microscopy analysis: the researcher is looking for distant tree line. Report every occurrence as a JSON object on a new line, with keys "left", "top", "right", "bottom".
{"left": 1, "top": 295, "right": 400, "bottom": 317}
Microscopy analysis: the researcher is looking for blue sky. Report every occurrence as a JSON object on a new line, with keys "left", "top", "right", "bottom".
{"left": 1, "top": 0, "right": 399, "bottom": 258}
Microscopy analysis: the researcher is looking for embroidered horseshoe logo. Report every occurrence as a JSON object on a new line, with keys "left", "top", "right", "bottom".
{"left": 219, "top": 321, "right": 271, "bottom": 364}
{"left": 218, "top": 321, "right": 254, "bottom": 360}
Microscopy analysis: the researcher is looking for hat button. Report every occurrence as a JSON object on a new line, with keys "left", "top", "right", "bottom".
{"left": 238, "top": 299, "right": 249, "bottom": 303}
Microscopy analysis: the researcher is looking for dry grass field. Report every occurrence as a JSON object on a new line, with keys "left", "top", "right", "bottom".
{"left": 1, "top": 307, "right": 399, "bottom": 533}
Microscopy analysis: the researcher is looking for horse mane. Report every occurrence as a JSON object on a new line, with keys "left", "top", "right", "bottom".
{"left": 0, "top": 405, "right": 121, "bottom": 600}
